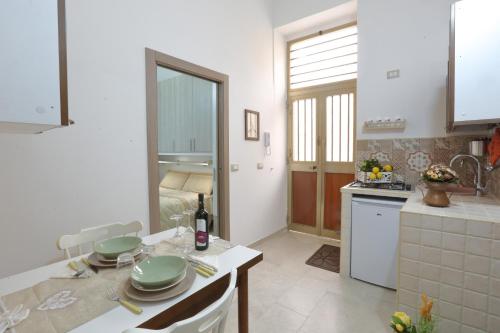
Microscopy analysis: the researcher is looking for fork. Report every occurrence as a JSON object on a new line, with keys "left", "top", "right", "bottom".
{"left": 105, "top": 287, "right": 142, "bottom": 315}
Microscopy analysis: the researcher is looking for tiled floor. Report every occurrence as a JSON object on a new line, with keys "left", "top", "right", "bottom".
{"left": 225, "top": 230, "right": 396, "bottom": 333}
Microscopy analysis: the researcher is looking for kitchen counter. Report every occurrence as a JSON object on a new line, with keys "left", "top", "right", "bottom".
{"left": 340, "top": 184, "right": 413, "bottom": 199}
{"left": 401, "top": 191, "right": 500, "bottom": 223}
{"left": 398, "top": 192, "right": 500, "bottom": 332}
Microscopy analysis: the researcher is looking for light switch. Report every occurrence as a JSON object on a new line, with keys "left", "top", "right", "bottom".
{"left": 387, "top": 69, "right": 400, "bottom": 80}
{"left": 257, "top": 163, "right": 264, "bottom": 170}
{"left": 231, "top": 164, "right": 239, "bottom": 172}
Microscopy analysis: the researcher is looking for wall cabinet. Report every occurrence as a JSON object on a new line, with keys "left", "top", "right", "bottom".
{"left": 0, "top": 0, "right": 69, "bottom": 133}
{"left": 157, "top": 75, "right": 214, "bottom": 154}
{"left": 447, "top": 0, "right": 500, "bottom": 131}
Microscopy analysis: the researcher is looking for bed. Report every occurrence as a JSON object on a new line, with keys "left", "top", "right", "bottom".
{"left": 158, "top": 171, "right": 213, "bottom": 231}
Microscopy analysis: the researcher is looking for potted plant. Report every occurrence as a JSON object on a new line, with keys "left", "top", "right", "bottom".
{"left": 421, "top": 164, "right": 459, "bottom": 207}
{"left": 358, "top": 158, "right": 393, "bottom": 183}
{"left": 390, "top": 293, "right": 436, "bottom": 333}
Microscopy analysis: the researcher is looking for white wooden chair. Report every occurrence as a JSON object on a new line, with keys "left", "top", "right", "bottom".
{"left": 58, "top": 221, "right": 143, "bottom": 259}
{"left": 123, "top": 268, "right": 238, "bottom": 333}
{"left": 81, "top": 220, "right": 143, "bottom": 240}
{"left": 57, "top": 228, "right": 109, "bottom": 259}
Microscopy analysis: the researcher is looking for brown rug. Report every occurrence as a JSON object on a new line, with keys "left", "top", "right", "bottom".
{"left": 306, "top": 244, "right": 340, "bottom": 273}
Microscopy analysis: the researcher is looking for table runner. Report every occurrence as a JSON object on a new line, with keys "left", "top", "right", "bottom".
{"left": 1, "top": 235, "right": 231, "bottom": 333}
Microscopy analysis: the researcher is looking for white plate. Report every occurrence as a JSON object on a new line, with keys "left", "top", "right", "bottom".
{"left": 130, "top": 269, "right": 187, "bottom": 292}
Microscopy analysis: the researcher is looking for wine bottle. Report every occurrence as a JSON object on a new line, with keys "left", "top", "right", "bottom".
{"left": 195, "top": 193, "right": 209, "bottom": 251}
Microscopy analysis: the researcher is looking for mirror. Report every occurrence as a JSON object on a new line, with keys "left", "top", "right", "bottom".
{"left": 156, "top": 66, "right": 219, "bottom": 235}
{"left": 448, "top": 0, "right": 500, "bottom": 131}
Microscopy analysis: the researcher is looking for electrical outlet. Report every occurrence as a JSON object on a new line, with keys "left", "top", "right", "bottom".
{"left": 387, "top": 69, "right": 400, "bottom": 80}
{"left": 230, "top": 164, "right": 239, "bottom": 172}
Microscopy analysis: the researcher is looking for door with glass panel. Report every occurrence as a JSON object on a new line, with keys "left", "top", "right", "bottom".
{"left": 288, "top": 84, "right": 356, "bottom": 238}
{"left": 287, "top": 23, "right": 357, "bottom": 239}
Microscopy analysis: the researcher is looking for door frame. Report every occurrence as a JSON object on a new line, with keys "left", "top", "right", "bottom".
{"left": 287, "top": 80, "right": 357, "bottom": 238}
{"left": 145, "top": 48, "right": 230, "bottom": 240}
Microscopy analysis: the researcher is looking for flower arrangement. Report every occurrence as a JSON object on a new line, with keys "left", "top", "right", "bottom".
{"left": 422, "top": 164, "right": 458, "bottom": 183}
{"left": 390, "top": 293, "right": 436, "bottom": 333}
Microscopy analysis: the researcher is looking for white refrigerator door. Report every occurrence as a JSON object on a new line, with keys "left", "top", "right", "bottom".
{"left": 351, "top": 197, "right": 403, "bottom": 289}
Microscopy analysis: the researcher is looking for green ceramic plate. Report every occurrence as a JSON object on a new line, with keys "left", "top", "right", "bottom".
{"left": 94, "top": 236, "right": 142, "bottom": 259}
{"left": 131, "top": 256, "right": 187, "bottom": 288}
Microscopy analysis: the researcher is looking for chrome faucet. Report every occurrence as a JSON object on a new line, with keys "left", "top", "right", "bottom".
{"left": 450, "top": 154, "right": 486, "bottom": 196}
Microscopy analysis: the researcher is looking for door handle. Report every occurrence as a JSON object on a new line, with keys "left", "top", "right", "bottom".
{"left": 376, "top": 213, "right": 382, "bottom": 216}
{"left": 312, "top": 166, "right": 317, "bottom": 170}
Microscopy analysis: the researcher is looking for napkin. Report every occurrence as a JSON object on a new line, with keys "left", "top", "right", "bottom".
{"left": 0, "top": 299, "right": 30, "bottom": 333}
{"left": 189, "top": 254, "right": 219, "bottom": 272}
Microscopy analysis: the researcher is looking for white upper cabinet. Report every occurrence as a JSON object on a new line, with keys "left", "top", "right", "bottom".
{"left": 0, "top": 0, "right": 68, "bottom": 133}
{"left": 448, "top": 0, "right": 500, "bottom": 131}
{"left": 157, "top": 72, "right": 215, "bottom": 154}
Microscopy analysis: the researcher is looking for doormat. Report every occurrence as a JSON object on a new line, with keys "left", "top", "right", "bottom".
{"left": 306, "top": 244, "right": 340, "bottom": 273}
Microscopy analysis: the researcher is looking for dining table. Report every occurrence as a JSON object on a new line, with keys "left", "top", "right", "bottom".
{"left": 0, "top": 229, "right": 263, "bottom": 333}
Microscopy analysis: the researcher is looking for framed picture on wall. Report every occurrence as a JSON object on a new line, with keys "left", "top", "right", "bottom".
{"left": 245, "top": 109, "right": 260, "bottom": 141}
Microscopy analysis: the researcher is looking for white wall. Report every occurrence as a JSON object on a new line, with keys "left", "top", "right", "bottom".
{"left": 272, "top": 0, "right": 351, "bottom": 27}
{"left": 0, "top": 0, "right": 287, "bottom": 277}
{"left": 357, "top": 0, "right": 455, "bottom": 140}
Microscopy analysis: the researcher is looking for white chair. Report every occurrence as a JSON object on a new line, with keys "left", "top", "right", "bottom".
{"left": 123, "top": 268, "right": 238, "bottom": 333}
{"left": 81, "top": 220, "right": 143, "bottom": 240}
{"left": 58, "top": 221, "right": 143, "bottom": 259}
{"left": 57, "top": 228, "right": 109, "bottom": 259}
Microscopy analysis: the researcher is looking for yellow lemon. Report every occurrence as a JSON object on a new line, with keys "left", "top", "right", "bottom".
{"left": 395, "top": 324, "right": 404, "bottom": 332}
{"left": 369, "top": 173, "right": 377, "bottom": 180}
{"left": 377, "top": 172, "right": 383, "bottom": 179}
{"left": 372, "top": 167, "right": 380, "bottom": 174}
{"left": 383, "top": 164, "right": 393, "bottom": 172}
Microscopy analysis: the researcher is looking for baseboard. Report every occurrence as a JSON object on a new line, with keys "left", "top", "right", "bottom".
{"left": 247, "top": 226, "right": 288, "bottom": 248}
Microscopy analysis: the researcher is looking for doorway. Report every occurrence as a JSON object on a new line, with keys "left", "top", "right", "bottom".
{"left": 145, "top": 49, "right": 230, "bottom": 240}
{"left": 287, "top": 82, "right": 356, "bottom": 239}
{"left": 286, "top": 23, "right": 358, "bottom": 239}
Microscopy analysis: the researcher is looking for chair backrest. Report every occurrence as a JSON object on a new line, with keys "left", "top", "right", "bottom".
{"left": 81, "top": 221, "right": 143, "bottom": 240}
{"left": 122, "top": 268, "right": 238, "bottom": 333}
{"left": 57, "top": 228, "right": 108, "bottom": 259}
{"left": 58, "top": 221, "right": 143, "bottom": 259}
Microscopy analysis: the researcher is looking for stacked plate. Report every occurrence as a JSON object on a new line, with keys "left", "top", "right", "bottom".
{"left": 125, "top": 256, "right": 195, "bottom": 302}
{"left": 86, "top": 236, "right": 144, "bottom": 267}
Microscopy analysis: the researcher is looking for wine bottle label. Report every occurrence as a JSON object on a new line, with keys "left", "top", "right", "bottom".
{"left": 196, "top": 219, "right": 208, "bottom": 246}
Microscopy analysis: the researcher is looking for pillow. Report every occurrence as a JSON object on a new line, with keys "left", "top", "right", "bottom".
{"left": 182, "top": 173, "right": 213, "bottom": 195}
{"left": 159, "top": 171, "right": 190, "bottom": 190}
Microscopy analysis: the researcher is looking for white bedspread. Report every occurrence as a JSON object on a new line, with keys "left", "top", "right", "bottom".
{"left": 159, "top": 187, "right": 212, "bottom": 231}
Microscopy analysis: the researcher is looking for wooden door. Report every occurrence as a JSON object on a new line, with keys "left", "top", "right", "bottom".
{"left": 288, "top": 82, "right": 356, "bottom": 239}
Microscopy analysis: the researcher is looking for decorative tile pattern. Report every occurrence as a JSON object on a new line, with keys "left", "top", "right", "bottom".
{"left": 370, "top": 151, "right": 391, "bottom": 163}
{"left": 407, "top": 151, "right": 432, "bottom": 172}
{"left": 356, "top": 136, "right": 500, "bottom": 197}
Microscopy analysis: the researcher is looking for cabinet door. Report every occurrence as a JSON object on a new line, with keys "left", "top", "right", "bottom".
{"left": 172, "top": 75, "right": 193, "bottom": 153}
{"left": 192, "top": 79, "right": 214, "bottom": 153}
{"left": 0, "top": 0, "right": 68, "bottom": 132}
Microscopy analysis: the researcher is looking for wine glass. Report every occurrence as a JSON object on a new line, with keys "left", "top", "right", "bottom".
{"left": 169, "top": 214, "right": 184, "bottom": 238}
{"left": 182, "top": 209, "right": 195, "bottom": 233}
{"left": 116, "top": 253, "right": 135, "bottom": 270}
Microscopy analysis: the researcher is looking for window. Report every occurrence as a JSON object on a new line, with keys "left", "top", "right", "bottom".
{"left": 289, "top": 25, "right": 358, "bottom": 90}
{"left": 326, "top": 93, "right": 354, "bottom": 162}
{"left": 292, "top": 98, "right": 316, "bottom": 162}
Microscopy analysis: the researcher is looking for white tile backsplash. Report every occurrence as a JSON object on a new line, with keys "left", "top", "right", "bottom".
{"left": 443, "top": 233, "right": 466, "bottom": 252}
{"left": 399, "top": 209, "right": 500, "bottom": 331}
{"left": 467, "top": 237, "right": 492, "bottom": 257}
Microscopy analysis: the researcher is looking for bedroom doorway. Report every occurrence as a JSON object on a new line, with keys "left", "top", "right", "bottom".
{"left": 145, "top": 49, "right": 229, "bottom": 240}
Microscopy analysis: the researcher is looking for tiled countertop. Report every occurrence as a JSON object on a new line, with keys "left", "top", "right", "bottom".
{"left": 401, "top": 191, "right": 500, "bottom": 223}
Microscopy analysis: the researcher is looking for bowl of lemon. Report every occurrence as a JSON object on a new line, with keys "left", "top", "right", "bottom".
{"left": 358, "top": 159, "right": 393, "bottom": 183}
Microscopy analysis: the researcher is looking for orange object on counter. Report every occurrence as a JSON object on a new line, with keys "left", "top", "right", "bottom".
{"left": 489, "top": 128, "right": 500, "bottom": 166}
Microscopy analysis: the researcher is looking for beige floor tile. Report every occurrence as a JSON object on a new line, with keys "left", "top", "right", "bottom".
{"left": 225, "top": 231, "right": 397, "bottom": 332}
